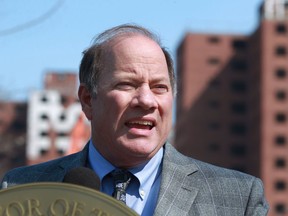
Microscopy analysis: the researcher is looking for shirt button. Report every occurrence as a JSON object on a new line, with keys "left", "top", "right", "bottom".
{"left": 140, "top": 190, "right": 145, "bottom": 197}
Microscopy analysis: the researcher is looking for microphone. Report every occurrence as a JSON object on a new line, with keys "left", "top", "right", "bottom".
{"left": 63, "top": 167, "right": 101, "bottom": 191}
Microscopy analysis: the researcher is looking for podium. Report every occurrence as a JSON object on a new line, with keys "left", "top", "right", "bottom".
{"left": 0, "top": 183, "right": 138, "bottom": 215}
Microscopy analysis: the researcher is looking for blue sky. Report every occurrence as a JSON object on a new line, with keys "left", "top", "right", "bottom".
{"left": 0, "top": 0, "right": 263, "bottom": 101}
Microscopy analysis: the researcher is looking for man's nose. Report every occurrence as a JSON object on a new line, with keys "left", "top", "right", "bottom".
{"left": 131, "top": 85, "right": 158, "bottom": 110}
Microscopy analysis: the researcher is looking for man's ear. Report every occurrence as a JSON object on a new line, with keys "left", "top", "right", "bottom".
{"left": 78, "top": 84, "right": 93, "bottom": 120}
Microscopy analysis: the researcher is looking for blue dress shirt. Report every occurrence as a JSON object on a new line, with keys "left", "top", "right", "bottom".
{"left": 88, "top": 140, "right": 163, "bottom": 216}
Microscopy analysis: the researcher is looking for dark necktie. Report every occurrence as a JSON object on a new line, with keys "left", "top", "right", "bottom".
{"left": 111, "top": 169, "right": 132, "bottom": 204}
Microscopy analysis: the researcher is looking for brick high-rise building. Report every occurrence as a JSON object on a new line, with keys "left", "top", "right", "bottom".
{"left": 175, "top": 0, "right": 288, "bottom": 215}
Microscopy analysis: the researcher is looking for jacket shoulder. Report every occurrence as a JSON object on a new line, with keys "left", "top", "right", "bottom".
{"left": 167, "top": 142, "right": 257, "bottom": 180}
{"left": 1, "top": 150, "right": 86, "bottom": 186}
{"left": 160, "top": 143, "right": 269, "bottom": 215}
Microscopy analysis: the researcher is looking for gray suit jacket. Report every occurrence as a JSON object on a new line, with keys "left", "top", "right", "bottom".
{"left": 1, "top": 143, "right": 268, "bottom": 215}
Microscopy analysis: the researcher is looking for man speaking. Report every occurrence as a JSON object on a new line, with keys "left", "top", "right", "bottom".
{"left": 1, "top": 24, "right": 269, "bottom": 215}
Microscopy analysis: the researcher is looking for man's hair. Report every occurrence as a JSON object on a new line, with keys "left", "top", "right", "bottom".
{"left": 79, "top": 24, "right": 176, "bottom": 95}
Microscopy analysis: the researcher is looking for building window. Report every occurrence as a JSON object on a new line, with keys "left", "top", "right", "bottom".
{"left": 208, "top": 57, "right": 221, "bottom": 65}
{"left": 231, "top": 102, "right": 246, "bottom": 114}
{"left": 40, "top": 149, "right": 48, "bottom": 156}
{"left": 230, "top": 123, "right": 246, "bottom": 135}
{"left": 275, "top": 135, "right": 286, "bottom": 146}
{"left": 275, "top": 68, "right": 287, "bottom": 78}
{"left": 40, "top": 114, "right": 49, "bottom": 120}
{"left": 230, "top": 59, "right": 248, "bottom": 71}
{"left": 57, "top": 149, "right": 65, "bottom": 155}
{"left": 208, "top": 36, "right": 221, "bottom": 44}
{"left": 59, "top": 113, "right": 66, "bottom": 121}
{"left": 275, "top": 113, "right": 286, "bottom": 123}
{"left": 275, "top": 158, "right": 286, "bottom": 168}
{"left": 40, "top": 131, "right": 49, "bottom": 137}
{"left": 275, "top": 46, "right": 287, "bottom": 56}
{"left": 231, "top": 81, "right": 247, "bottom": 93}
{"left": 275, "top": 90, "right": 286, "bottom": 101}
{"left": 275, "top": 203, "right": 286, "bottom": 214}
{"left": 61, "top": 96, "right": 67, "bottom": 105}
{"left": 232, "top": 39, "right": 247, "bottom": 50}
{"left": 230, "top": 145, "right": 246, "bottom": 157}
{"left": 275, "top": 180, "right": 286, "bottom": 191}
{"left": 57, "top": 132, "right": 67, "bottom": 137}
{"left": 41, "top": 95, "right": 48, "bottom": 103}
{"left": 276, "top": 23, "right": 287, "bottom": 34}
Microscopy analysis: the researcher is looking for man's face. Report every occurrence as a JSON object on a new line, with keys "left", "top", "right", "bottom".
{"left": 83, "top": 35, "right": 173, "bottom": 168}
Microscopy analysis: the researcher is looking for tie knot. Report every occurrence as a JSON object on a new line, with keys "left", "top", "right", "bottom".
{"left": 111, "top": 169, "right": 131, "bottom": 185}
{"left": 111, "top": 169, "right": 132, "bottom": 203}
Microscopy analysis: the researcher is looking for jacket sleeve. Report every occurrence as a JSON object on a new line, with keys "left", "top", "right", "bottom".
{"left": 245, "top": 177, "right": 269, "bottom": 216}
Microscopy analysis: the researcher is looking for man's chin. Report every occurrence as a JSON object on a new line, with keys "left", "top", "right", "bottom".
{"left": 124, "top": 144, "right": 159, "bottom": 158}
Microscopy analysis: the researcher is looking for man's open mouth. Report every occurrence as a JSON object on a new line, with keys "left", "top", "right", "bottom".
{"left": 125, "top": 120, "right": 155, "bottom": 130}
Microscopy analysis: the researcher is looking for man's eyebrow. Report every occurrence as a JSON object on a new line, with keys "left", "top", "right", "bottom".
{"left": 149, "top": 75, "right": 171, "bottom": 83}
{"left": 112, "top": 72, "right": 170, "bottom": 83}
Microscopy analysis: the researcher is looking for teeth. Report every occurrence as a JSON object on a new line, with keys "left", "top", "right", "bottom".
{"left": 130, "top": 121, "right": 153, "bottom": 126}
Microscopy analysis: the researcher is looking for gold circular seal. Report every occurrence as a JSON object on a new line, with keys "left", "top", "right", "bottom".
{"left": 0, "top": 182, "right": 139, "bottom": 216}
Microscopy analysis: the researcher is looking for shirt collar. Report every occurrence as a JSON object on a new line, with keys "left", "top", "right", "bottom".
{"left": 129, "top": 147, "right": 163, "bottom": 199}
{"left": 88, "top": 140, "right": 115, "bottom": 181}
{"left": 88, "top": 140, "right": 164, "bottom": 199}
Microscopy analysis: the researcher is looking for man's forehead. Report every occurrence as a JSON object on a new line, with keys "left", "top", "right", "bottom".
{"left": 102, "top": 35, "right": 166, "bottom": 68}
{"left": 107, "top": 34, "right": 161, "bottom": 52}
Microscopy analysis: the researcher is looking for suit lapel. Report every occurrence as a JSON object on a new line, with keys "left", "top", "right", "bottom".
{"left": 58, "top": 144, "right": 89, "bottom": 170}
{"left": 153, "top": 143, "right": 199, "bottom": 216}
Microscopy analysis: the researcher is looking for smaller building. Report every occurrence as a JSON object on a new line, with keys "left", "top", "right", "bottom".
{"left": 27, "top": 72, "right": 90, "bottom": 165}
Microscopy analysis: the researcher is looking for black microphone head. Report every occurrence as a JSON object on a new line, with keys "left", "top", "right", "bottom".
{"left": 63, "top": 167, "right": 101, "bottom": 191}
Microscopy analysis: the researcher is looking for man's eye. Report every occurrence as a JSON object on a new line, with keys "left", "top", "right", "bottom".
{"left": 152, "top": 85, "right": 169, "bottom": 93}
{"left": 116, "top": 83, "right": 134, "bottom": 90}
